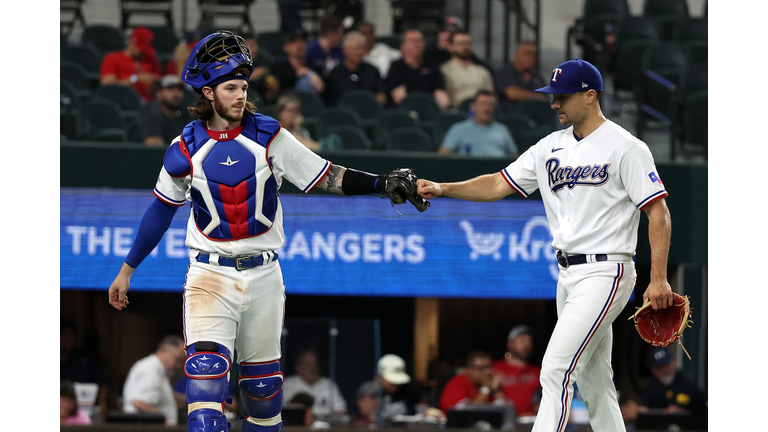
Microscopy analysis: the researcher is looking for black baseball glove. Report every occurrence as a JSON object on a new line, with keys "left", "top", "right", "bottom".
{"left": 378, "top": 168, "right": 430, "bottom": 214}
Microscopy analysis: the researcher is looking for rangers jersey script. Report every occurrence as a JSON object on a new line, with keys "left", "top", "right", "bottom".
{"left": 501, "top": 119, "right": 668, "bottom": 255}
{"left": 153, "top": 113, "right": 331, "bottom": 257}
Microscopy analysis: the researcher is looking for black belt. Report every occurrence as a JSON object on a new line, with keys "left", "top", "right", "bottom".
{"left": 556, "top": 251, "right": 633, "bottom": 268}
{"left": 556, "top": 251, "right": 606, "bottom": 268}
{"left": 196, "top": 253, "right": 278, "bottom": 270}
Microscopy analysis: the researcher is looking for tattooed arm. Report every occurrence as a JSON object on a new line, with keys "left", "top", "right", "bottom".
{"left": 316, "top": 164, "right": 347, "bottom": 194}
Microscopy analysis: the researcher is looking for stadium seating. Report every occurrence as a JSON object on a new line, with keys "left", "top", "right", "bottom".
{"left": 318, "top": 106, "right": 365, "bottom": 139}
{"left": 82, "top": 25, "right": 126, "bottom": 55}
{"left": 61, "top": 61, "right": 96, "bottom": 101}
{"left": 495, "top": 112, "right": 536, "bottom": 148}
{"left": 386, "top": 126, "right": 435, "bottom": 152}
{"left": 515, "top": 99, "right": 558, "bottom": 131}
{"left": 338, "top": 90, "right": 383, "bottom": 141}
{"left": 374, "top": 110, "right": 420, "bottom": 150}
{"left": 82, "top": 98, "right": 128, "bottom": 142}
{"left": 323, "top": 125, "right": 374, "bottom": 150}
{"left": 94, "top": 84, "right": 144, "bottom": 125}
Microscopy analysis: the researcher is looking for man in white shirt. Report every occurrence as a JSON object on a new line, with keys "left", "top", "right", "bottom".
{"left": 282, "top": 349, "right": 347, "bottom": 418}
{"left": 357, "top": 21, "right": 401, "bottom": 79}
{"left": 122, "top": 335, "right": 186, "bottom": 426}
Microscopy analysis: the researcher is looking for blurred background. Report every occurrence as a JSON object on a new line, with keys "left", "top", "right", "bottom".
{"left": 60, "top": 0, "right": 707, "bottom": 430}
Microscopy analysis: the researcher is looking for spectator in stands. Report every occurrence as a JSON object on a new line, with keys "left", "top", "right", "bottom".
{"left": 322, "top": 31, "right": 387, "bottom": 106}
{"left": 60, "top": 318, "right": 108, "bottom": 416}
{"left": 282, "top": 348, "right": 348, "bottom": 418}
{"left": 358, "top": 21, "right": 401, "bottom": 79}
{"left": 122, "top": 335, "right": 186, "bottom": 426}
{"left": 375, "top": 354, "right": 423, "bottom": 421}
{"left": 495, "top": 41, "right": 547, "bottom": 112}
{"left": 385, "top": 29, "right": 450, "bottom": 111}
{"left": 271, "top": 30, "right": 325, "bottom": 95}
{"left": 349, "top": 380, "right": 380, "bottom": 428}
{"left": 438, "top": 351, "right": 511, "bottom": 413}
{"left": 274, "top": 94, "right": 321, "bottom": 151}
{"left": 100, "top": 27, "right": 162, "bottom": 103}
{"left": 139, "top": 74, "right": 194, "bottom": 146}
{"left": 288, "top": 392, "right": 317, "bottom": 426}
{"left": 306, "top": 15, "right": 345, "bottom": 77}
{"left": 621, "top": 347, "right": 707, "bottom": 430}
{"left": 440, "top": 30, "right": 494, "bottom": 109}
{"left": 61, "top": 380, "right": 92, "bottom": 425}
{"left": 244, "top": 36, "right": 281, "bottom": 105}
{"left": 424, "top": 16, "right": 487, "bottom": 69}
{"left": 438, "top": 90, "right": 518, "bottom": 157}
{"left": 492, "top": 325, "right": 541, "bottom": 416}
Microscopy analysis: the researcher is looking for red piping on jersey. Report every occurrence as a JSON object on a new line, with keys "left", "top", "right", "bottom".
{"left": 638, "top": 191, "right": 668, "bottom": 210}
{"left": 154, "top": 190, "right": 186, "bottom": 207}
{"left": 500, "top": 169, "right": 526, "bottom": 197}
{"left": 307, "top": 162, "right": 333, "bottom": 194}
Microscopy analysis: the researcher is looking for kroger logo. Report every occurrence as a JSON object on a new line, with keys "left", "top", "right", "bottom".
{"left": 460, "top": 218, "right": 558, "bottom": 280}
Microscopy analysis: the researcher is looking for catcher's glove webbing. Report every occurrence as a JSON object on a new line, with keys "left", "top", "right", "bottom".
{"left": 378, "top": 168, "right": 430, "bottom": 214}
{"left": 629, "top": 292, "right": 693, "bottom": 360}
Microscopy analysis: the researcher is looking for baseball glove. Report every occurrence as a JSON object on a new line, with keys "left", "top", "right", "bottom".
{"left": 629, "top": 292, "right": 693, "bottom": 360}
{"left": 379, "top": 168, "right": 430, "bottom": 214}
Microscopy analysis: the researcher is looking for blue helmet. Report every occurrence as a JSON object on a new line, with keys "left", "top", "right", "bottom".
{"left": 182, "top": 30, "right": 253, "bottom": 93}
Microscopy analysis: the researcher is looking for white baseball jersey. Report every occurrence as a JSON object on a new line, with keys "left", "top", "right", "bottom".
{"left": 501, "top": 119, "right": 668, "bottom": 255}
{"left": 153, "top": 118, "right": 331, "bottom": 258}
{"left": 122, "top": 353, "right": 178, "bottom": 425}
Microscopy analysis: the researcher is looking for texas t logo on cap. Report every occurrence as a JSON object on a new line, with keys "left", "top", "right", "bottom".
{"left": 536, "top": 59, "right": 603, "bottom": 94}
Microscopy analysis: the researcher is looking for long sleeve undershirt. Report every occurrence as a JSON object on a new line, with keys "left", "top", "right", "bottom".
{"left": 125, "top": 198, "right": 180, "bottom": 268}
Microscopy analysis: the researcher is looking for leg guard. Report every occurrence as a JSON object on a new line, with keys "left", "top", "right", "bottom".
{"left": 185, "top": 341, "right": 232, "bottom": 432}
{"left": 238, "top": 360, "right": 284, "bottom": 432}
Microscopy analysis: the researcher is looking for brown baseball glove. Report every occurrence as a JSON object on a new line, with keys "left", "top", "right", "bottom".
{"left": 629, "top": 292, "right": 693, "bottom": 360}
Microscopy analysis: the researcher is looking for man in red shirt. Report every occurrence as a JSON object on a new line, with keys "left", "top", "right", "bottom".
{"left": 439, "top": 351, "right": 510, "bottom": 413}
{"left": 492, "top": 325, "right": 541, "bottom": 416}
{"left": 100, "top": 27, "right": 162, "bottom": 102}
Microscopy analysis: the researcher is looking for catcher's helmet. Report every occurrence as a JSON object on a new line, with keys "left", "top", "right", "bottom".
{"left": 182, "top": 30, "right": 253, "bottom": 93}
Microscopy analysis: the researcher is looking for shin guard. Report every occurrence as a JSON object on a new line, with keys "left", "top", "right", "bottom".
{"left": 238, "top": 360, "right": 284, "bottom": 432}
{"left": 185, "top": 341, "right": 232, "bottom": 432}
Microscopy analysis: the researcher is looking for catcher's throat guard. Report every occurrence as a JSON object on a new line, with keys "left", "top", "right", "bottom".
{"left": 629, "top": 293, "right": 693, "bottom": 360}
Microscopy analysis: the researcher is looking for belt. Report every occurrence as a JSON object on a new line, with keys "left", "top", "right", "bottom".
{"left": 556, "top": 251, "right": 633, "bottom": 268}
{"left": 195, "top": 252, "right": 278, "bottom": 271}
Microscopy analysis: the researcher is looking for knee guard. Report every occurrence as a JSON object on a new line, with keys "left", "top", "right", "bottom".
{"left": 185, "top": 341, "right": 232, "bottom": 432}
{"left": 238, "top": 360, "right": 284, "bottom": 432}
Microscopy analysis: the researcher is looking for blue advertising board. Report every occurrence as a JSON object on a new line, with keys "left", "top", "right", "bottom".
{"left": 60, "top": 188, "right": 561, "bottom": 299}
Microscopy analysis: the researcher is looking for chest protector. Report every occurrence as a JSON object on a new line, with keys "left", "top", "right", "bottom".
{"left": 172, "top": 114, "right": 280, "bottom": 241}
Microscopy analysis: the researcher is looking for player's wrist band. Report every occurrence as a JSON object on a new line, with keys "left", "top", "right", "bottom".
{"left": 341, "top": 168, "right": 386, "bottom": 196}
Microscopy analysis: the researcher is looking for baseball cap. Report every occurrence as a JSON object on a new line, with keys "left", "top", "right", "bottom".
{"left": 131, "top": 27, "right": 156, "bottom": 57}
{"left": 535, "top": 58, "right": 603, "bottom": 94}
{"left": 507, "top": 324, "right": 534, "bottom": 340}
{"left": 377, "top": 354, "right": 411, "bottom": 385}
{"left": 356, "top": 380, "right": 379, "bottom": 400}
{"left": 160, "top": 74, "right": 184, "bottom": 89}
{"left": 442, "top": 16, "right": 465, "bottom": 32}
{"left": 650, "top": 347, "right": 673, "bottom": 368}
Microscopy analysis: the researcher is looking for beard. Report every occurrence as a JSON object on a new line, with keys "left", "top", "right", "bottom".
{"left": 161, "top": 98, "right": 183, "bottom": 111}
{"left": 456, "top": 50, "right": 472, "bottom": 60}
{"left": 213, "top": 95, "right": 244, "bottom": 123}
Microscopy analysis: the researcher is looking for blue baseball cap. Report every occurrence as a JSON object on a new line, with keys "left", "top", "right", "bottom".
{"left": 535, "top": 59, "right": 603, "bottom": 94}
{"left": 650, "top": 347, "right": 673, "bottom": 368}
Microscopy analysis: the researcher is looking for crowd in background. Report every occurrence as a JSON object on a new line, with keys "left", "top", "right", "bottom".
{"left": 61, "top": 13, "right": 555, "bottom": 158}
{"left": 61, "top": 317, "right": 706, "bottom": 428}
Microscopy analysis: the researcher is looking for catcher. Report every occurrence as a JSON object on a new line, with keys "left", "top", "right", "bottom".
{"left": 108, "top": 29, "right": 429, "bottom": 432}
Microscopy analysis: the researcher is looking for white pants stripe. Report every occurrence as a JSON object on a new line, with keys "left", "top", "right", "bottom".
{"left": 534, "top": 262, "right": 636, "bottom": 432}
